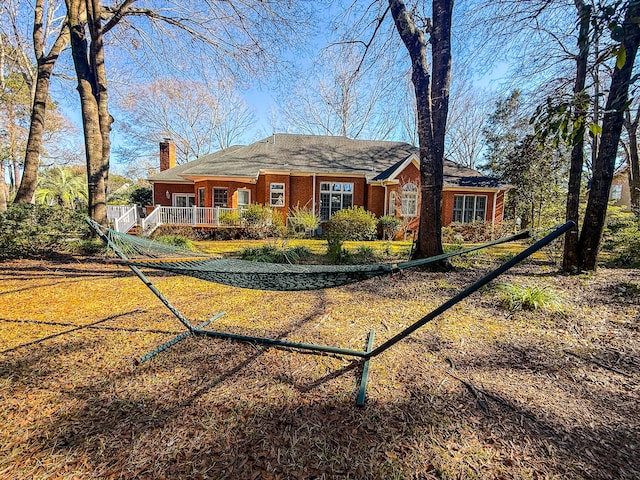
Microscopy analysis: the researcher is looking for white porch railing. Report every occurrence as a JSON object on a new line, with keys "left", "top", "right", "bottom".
{"left": 107, "top": 205, "right": 138, "bottom": 233}
{"left": 141, "top": 206, "right": 240, "bottom": 236}
{"left": 113, "top": 206, "right": 138, "bottom": 233}
{"left": 106, "top": 205, "right": 131, "bottom": 220}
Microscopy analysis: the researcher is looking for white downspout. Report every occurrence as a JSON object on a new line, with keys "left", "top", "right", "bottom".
{"left": 491, "top": 190, "right": 498, "bottom": 239}
{"left": 312, "top": 173, "right": 316, "bottom": 214}
{"left": 383, "top": 184, "right": 388, "bottom": 216}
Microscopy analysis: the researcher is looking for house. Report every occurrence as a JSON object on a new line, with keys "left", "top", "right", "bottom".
{"left": 610, "top": 164, "right": 632, "bottom": 210}
{"left": 146, "top": 134, "right": 509, "bottom": 234}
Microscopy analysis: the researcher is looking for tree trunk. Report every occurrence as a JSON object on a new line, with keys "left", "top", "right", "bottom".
{"left": 0, "top": 161, "right": 7, "bottom": 212}
{"left": 66, "top": 0, "right": 110, "bottom": 225}
{"left": 14, "top": 0, "right": 68, "bottom": 205}
{"left": 562, "top": 0, "right": 591, "bottom": 273}
{"left": 624, "top": 108, "right": 640, "bottom": 216}
{"left": 389, "top": 0, "right": 452, "bottom": 268}
{"left": 579, "top": 0, "right": 640, "bottom": 270}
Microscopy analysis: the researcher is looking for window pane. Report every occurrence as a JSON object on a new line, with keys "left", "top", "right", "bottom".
{"left": 270, "top": 183, "right": 285, "bottom": 206}
{"left": 198, "top": 188, "right": 205, "bottom": 206}
{"left": 320, "top": 193, "right": 331, "bottom": 221}
{"left": 463, "top": 196, "right": 474, "bottom": 223}
{"left": 343, "top": 183, "right": 353, "bottom": 192}
{"left": 332, "top": 183, "right": 342, "bottom": 191}
{"left": 475, "top": 196, "right": 486, "bottom": 221}
{"left": 342, "top": 194, "right": 352, "bottom": 209}
{"left": 320, "top": 182, "right": 330, "bottom": 192}
{"left": 213, "top": 188, "right": 228, "bottom": 207}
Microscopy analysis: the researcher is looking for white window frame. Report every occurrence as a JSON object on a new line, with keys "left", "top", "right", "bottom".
{"left": 453, "top": 194, "right": 487, "bottom": 224}
{"left": 610, "top": 184, "right": 623, "bottom": 201}
{"left": 173, "top": 193, "right": 195, "bottom": 207}
{"left": 197, "top": 187, "right": 205, "bottom": 206}
{"left": 400, "top": 183, "right": 418, "bottom": 217}
{"left": 319, "top": 182, "right": 354, "bottom": 221}
{"left": 270, "top": 183, "right": 285, "bottom": 207}
{"left": 237, "top": 189, "right": 251, "bottom": 210}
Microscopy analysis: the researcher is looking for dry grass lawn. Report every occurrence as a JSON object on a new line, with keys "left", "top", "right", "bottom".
{"left": 0, "top": 246, "right": 638, "bottom": 479}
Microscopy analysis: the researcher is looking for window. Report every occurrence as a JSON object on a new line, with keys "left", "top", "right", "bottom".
{"left": 401, "top": 183, "right": 418, "bottom": 216}
{"left": 610, "top": 184, "right": 623, "bottom": 201}
{"left": 197, "top": 188, "right": 205, "bottom": 206}
{"left": 453, "top": 195, "right": 487, "bottom": 223}
{"left": 270, "top": 183, "right": 285, "bottom": 207}
{"left": 388, "top": 191, "right": 396, "bottom": 216}
{"left": 213, "top": 188, "right": 228, "bottom": 207}
{"left": 173, "top": 194, "right": 195, "bottom": 207}
{"left": 237, "top": 189, "right": 250, "bottom": 210}
{"left": 319, "top": 182, "right": 353, "bottom": 221}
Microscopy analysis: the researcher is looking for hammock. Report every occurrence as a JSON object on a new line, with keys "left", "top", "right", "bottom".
{"left": 85, "top": 217, "right": 573, "bottom": 405}
{"left": 90, "top": 219, "right": 532, "bottom": 291}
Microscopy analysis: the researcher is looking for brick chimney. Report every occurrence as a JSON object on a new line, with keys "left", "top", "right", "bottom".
{"left": 159, "top": 138, "right": 176, "bottom": 171}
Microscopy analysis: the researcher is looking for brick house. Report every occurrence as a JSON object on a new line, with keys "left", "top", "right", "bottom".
{"left": 147, "top": 134, "right": 509, "bottom": 232}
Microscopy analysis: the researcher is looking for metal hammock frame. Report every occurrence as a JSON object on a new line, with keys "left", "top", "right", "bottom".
{"left": 86, "top": 218, "right": 573, "bottom": 405}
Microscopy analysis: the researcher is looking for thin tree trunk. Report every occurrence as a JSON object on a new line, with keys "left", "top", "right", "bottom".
{"left": 0, "top": 161, "right": 7, "bottom": 212}
{"left": 562, "top": 0, "right": 591, "bottom": 273}
{"left": 579, "top": 0, "right": 640, "bottom": 270}
{"left": 14, "top": 0, "right": 68, "bottom": 204}
{"left": 624, "top": 108, "right": 640, "bottom": 216}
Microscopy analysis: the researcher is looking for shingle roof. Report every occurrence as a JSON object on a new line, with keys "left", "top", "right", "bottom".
{"left": 148, "top": 134, "right": 508, "bottom": 189}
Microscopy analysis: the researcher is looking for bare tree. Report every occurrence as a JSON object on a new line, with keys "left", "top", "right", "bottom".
{"left": 117, "top": 78, "right": 255, "bottom": 165}
{"left": 445, "top": 85, "right": 490, "bottom": 169}
{"left": 282, "top": 43, "right": 401, "bottom": 140}
{"left": 388, "top": 0, "right": 453, "bottom": 266}
{"left": 13, "top": 0, "right": 68, "bottom": 205}
{"left": 61, "top": 0, "right": 311, "bottom": 225}
{"left": 579, "top": 0, "right": 640, "bottom": 270}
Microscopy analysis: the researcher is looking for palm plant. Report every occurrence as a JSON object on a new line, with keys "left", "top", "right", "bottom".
{"left": 34, "top": 167, "right": 88, "bottom": 209}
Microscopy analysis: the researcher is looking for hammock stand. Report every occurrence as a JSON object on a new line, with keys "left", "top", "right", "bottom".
{"left": 87, "top": 218, "right": 573, "bottom": 405}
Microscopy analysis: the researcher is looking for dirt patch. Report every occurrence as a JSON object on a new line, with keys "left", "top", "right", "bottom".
{"left": 0, "top": 256, "right": 638, "bottom": 479}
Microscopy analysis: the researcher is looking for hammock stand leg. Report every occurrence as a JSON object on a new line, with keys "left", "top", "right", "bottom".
{"left": 363, "top": 221, "right": 575, "bottom": 361}
{"left": 137, "top": 312, "right": 226, "bottom": 364}
{"left": 357, "top": 329, "right": 375, "bottom": 406}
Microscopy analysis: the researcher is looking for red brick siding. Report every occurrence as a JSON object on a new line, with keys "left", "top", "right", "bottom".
{"left": 290, "top": 176, "right": 314, "bottom": 210}
{"left": 367, "top": 185, "right": 386, "bottom": 217}
{"left": 153, "top": 183, "right": 193, "bottom": 206}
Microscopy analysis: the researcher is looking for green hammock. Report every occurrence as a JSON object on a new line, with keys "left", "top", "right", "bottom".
{"left": 90, "top": 219, "right": 531, "bottom": 291}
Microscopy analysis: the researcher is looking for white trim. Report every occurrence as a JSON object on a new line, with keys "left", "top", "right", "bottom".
{"left": 453, "top": 194, "right": 488, "bottom": 224}
{"left": 237, "top": 188, "right": 251, "bottom": 209}
{"left": 385, "top": 154, "right": 419, "bottom": 182}
{"left": 172, "top": 193, "right": 195, "bottom": 207}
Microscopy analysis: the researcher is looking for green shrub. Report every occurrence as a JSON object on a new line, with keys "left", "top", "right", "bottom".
{"left": 241, "top": 204, "right": 272, "bottom": 228}
{"left": 0, "top": 204, "right": 89, "bottom": 259}
{"left": 288, "top": 205, "right": 319, "bottom": 237}
{"left": 496, "top": 283, "right": 560, "bottom": 312}
{"left": 607, "top": 225, "right": 640, "bottom": 268}
{"left": 240, "top": 244, "right": 311, "bottom": 264}
{"left": 377, "top": 215, "right": 402, "bottom": 240}
{"left": 324, "top": 207, "right": 376, "bottom": 241}
{"left": 154, "top": 235, "right": 196, "bottom": 251}
{"left": 129, "top": 186, "right": 153, "bottom": 206}
{"left": 219, "top": 211, "right": 240, "bottom": 226}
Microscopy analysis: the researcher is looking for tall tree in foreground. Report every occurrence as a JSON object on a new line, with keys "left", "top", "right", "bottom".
{"left": 388, "top": 0, "right": 453, "bottom": 265}
{"left": 579, "top": 0, "right": 640, "bottom": 270}
{"left": 562, "top": 0, "right": 592, "bottom": 273}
